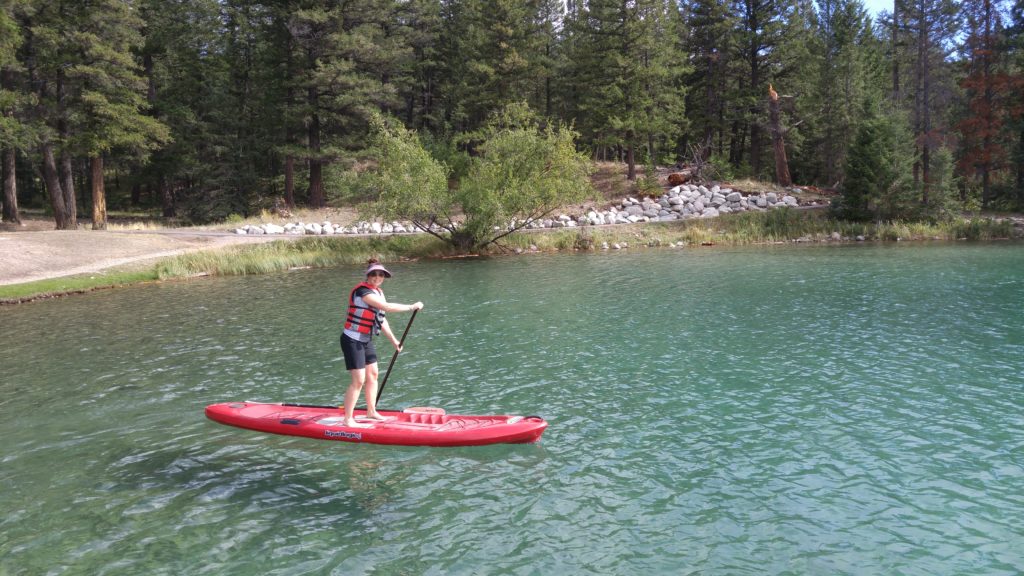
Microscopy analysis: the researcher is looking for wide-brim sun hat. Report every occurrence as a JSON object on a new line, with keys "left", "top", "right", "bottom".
{"left": 365, "top": 263, "right": 392, "bottom": 278}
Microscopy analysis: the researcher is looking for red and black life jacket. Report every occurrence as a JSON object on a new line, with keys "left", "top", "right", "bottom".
{"left": 344, "top": 282, "right": 385, "bottom": 335}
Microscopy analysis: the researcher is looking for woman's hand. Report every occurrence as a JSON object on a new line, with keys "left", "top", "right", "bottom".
{"left": 411, "top": 302, "right": 424, "bottom": 311}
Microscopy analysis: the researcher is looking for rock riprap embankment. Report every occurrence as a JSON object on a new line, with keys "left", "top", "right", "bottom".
{"left": 233, "top": 184, "right": 807, "bottom": 236}
{"left": 526, "top": 185, "right": 803, "bottom": 229}
{"left": 234, "top": 220, "right": 416, "bottom": 236}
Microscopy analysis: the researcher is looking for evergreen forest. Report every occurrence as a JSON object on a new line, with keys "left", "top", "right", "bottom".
{"left": 2, "top": 0, "right": 1023, "bottom": 231}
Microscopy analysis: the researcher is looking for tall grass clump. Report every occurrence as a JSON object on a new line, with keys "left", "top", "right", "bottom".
{"left": 715, "top": 208, "right": 837, "bottom": 242}
{"left": 155, "top": 235, "right": 449, "bottom": 279}
{"left": 949, "top": 218, "right": 1013, "bottom": 240}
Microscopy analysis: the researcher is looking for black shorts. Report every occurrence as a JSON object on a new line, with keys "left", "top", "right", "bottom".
{"left": 340, "top": 333, "right": 378, "bottom": 370}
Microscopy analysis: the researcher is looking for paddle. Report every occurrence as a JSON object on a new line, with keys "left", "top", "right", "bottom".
{"left": 376, "top": 308, "right": 418, "bottom": 404}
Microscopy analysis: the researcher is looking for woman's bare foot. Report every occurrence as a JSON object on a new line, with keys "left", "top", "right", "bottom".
{"left": 343, "top": 419, "right": 372, "bottom": 428}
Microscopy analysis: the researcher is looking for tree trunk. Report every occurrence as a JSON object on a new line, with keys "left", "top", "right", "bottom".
{"left": 41, "top": 143, "right": 74, "bottom": 229}
{"left": 767, "top": 84, "right": 792, "bottom": 187}
{"left": 1, "top": 67, "right": 19, "bottom": 225}
{"left": 729, "top": 120, "right": 744, "bottom": 166}
{"left": 160, "top": 178, "right": 174, "bottom": 218}
{"left": 284, "top": 36, "right": 296, "bottom": 210}
{"left": 56, "top": 70, "right": 78, "bottom": 227}
{"left": 921, "top": 32, "right": 931, "bottom": 205}
{"left": 703, "top": 61, "right": 718, "bottom": 146}
{"left": 60, "top": 153, "right": 77, "bottom": 224}
{"left": 284, "top": 156, "right": 295, "bottom": 208}
{"left": 2, "top": 148, "right": 19, "bottom": 225}
{"left": 891, "top": 6, "right": 900, "bottom": 105}
{"left": 91, "top": 156, "right": 107, "bottom": 230}
{"left": 981, "top": 0, "right": 993, "bottom": 209}
{"left": 913, "top": 8, "right": 930, "bottom": 202}
{"left": 308, "top": 155, "right": 323, "bottom": 207}
{"left": 307, "top": 70, "right": 324, "bottom": 207}
{"left": 626, "top": 143, "right": 636, "bottom": 181}
{"left": 144, "top": 53, "right": 156, "bottom": 105}
{"left": 748, "top": 6, "right": 762, "bottom": 178}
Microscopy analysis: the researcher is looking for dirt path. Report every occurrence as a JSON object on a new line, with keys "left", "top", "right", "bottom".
{"left": 0, "top": 224, "right": 291, "bottom": 286}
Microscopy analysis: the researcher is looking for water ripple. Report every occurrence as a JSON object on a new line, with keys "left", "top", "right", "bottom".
{"left": 1, "top": 246, "right": 1023, "bottom": 574}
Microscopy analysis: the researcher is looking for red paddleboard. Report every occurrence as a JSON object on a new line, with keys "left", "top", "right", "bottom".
{"left": 205, "top": 402, "right": 548, "bottom": 447}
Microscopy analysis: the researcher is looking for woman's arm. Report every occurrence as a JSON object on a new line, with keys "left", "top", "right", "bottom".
{"left": 380, "top": 317, "right": 401, "bottom": 349}
{"left": 362, "top": 293, "right": 423, "bottom": 313}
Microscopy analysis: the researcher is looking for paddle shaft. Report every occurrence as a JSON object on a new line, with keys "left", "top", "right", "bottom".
{"left": 376, "top": 308, "right": 418, "bottom": 404}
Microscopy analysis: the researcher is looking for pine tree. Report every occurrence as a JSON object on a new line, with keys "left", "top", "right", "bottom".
{"left": 433, "top": 0, "right": 562, "bottom": 134}
{"left": 729, "top": 0, "right": 791, "bottom": 175}
{"left": 1007, "top": 0, "right": 1024, "bottom": 208}
{"left": 568, "top": 0, "right": 688, "bottom": 179}
{"left": 20, "top": 0, "right": 83, "bottom": 228}
{"left": 840, "top": 98, "right": 917, "bottom": 220}
{"left": 288, "top": 0, "right": 414, "bottom": 208}
{"left": 72, "top": 0, "right": 170, "bottom": 229}
{"left": 138, "top": 0, "right": 224, "bottom": 218}
{"left": 896, "top": 0, "right": 960, "bottom": 204}
{"left": 958, "top": 0, "right": 1016, "bottom": 208}
{"left": 392, "top": 0, "right": 444, "bottom": 130}
{"left": 0, "top": 0, "right": 25, "bottom": 225}
{"left": 682, "top": 0, "right": 736, "bottom": 156}
{"left": 806, "top": 0, "right": 879, "bottom": 186}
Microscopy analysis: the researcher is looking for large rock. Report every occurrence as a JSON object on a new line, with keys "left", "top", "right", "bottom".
{"left": 667, "top": 172, "right": 689, "bottom": 186}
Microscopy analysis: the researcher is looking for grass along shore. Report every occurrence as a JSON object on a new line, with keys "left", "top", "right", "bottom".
{"left": 1, "top": 209, "right": 1017, "bottom": 304}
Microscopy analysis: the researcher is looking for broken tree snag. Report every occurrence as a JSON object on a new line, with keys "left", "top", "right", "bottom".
{"left": 768, "top": 84, "right": 792, "bottom": 188}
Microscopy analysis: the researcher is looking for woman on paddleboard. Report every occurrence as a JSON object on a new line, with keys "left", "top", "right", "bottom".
{"left": 341, "top": 258, "right": 423, "bottom": 428}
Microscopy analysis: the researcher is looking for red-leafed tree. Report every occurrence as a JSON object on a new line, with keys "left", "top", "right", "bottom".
{"left": 958, "top": 0, "right": 1018, "bottom": 208}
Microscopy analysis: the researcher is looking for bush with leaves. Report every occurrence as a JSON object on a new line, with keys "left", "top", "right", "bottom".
{"left": 371, "top": 105, "right": 593, "bottom": 251}
{"left": 369, "top": 112, "right": 454, "bottom": 225}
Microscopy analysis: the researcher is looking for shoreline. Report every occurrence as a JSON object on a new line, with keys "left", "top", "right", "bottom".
{"left": 2, "top": 212, "right": 1020, "bottom": 305}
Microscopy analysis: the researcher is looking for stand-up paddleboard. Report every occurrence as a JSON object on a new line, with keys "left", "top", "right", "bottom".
{"left": 205, "top": 402, "right": 548, "bottom": 447}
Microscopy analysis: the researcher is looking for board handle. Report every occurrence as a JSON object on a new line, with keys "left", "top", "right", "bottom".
{"left": 403, "top": 406, "right": 446, "bottom": 415}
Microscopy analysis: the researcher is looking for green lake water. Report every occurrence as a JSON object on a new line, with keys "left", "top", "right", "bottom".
{"left": 1, "top": 243, "right": 1022, "bottom": 575}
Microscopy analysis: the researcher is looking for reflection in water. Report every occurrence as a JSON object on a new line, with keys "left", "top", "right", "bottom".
{"left": 1, "top": 244, "right": 1023, "bottom": 574}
